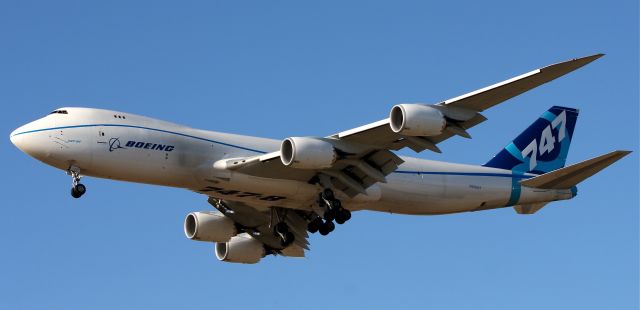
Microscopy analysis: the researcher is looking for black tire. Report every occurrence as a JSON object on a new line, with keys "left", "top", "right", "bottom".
{"left": 325, "top": 221, "right": 335, "bottom": 233}
{"left": 335, "top": 209, "right": 346, "bottom": 224}
{"left": 342, "top": 209, "right": 352, "bottom": 222}
{"left": 323, "top": 210, "right": 334, "bottom": 222}
{"left": 307, "top": 219, "right": 320, "bottom": 233}
{"left": 322, "top": 188, "right": 335, "bottom": 201}
{"left": 281, "top": 232, "right": 295, "bottom": 247}
{"left": 275, "top": 222, "right": 289, "bottom": 235}
{"left": 331, "top": 199, "right": 341, "bottom": 209}
{"left": 71, "top": 184, "right": 86, "bottom": 198}
{"left": 70, "top": 187, "right": 82, "bottom": 198}
{"left": 75, "top": 183, "right": 86, "bottom": 194}
{"left": 319, "top": 226, "right": 329, "bottom": 236}
{"left": 319, "top": 220, "right": 333, "bottom": 236}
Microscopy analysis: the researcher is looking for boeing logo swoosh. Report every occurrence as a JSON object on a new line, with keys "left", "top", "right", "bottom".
{"left": 109, "top": 138, "right": 126, "bottom": 152}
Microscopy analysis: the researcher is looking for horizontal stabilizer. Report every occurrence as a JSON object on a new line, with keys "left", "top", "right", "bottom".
{"left": 520, "top": 150, "right": 631, "bottom": 189}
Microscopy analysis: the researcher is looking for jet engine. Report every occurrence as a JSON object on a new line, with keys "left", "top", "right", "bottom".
{"left": 184, "top": 211, "right": 237, "bottom": 242}
{"left": 280, "top": 137, "right": 336, "bottom": 169}
{"left": 215, "top": 233, "right": 266, "bottom": 264}
{"left": 389, "top": 104, "right": 446, "bottom": 136}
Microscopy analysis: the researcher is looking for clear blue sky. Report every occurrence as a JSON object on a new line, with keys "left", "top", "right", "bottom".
{"left": 1, "top": 1, "right": 637, "bottom": 309}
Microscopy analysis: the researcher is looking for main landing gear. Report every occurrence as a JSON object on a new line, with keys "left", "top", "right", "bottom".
{"left": 275, "top": 222, "right": 295, "bottom": 247}
{"left": 307, "top": 189, "right": 351, "bottom": 236}
{"left": 68, "top": 167, "right": 87, "bottom": 199}
{"left": 271, "top": 208, "right": 295, "bottom": 247}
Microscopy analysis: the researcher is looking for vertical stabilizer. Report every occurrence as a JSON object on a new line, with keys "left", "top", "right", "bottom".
{"left": 484, "top": 106, "right": 579, "bottom": 174}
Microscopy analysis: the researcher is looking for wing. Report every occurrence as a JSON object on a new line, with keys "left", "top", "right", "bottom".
{"left": 208, "top": 197, "right": 310, "bottom": 257}
{"left": 220, "top": 54, "right": 603, "bottom": 197}
{"left": 333, "top": 54, "right": 603, "bottom": 152}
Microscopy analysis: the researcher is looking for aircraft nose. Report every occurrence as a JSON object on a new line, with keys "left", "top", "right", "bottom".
{"left": 9, "top": 122, "right": 48, "bottom": 159}
{"left": 9, "top": 126, "right": 26, "bottom": 150}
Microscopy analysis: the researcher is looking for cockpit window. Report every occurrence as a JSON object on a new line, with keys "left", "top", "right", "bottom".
{"left": 49, "top": 110, "right": 68, "bottom": 115}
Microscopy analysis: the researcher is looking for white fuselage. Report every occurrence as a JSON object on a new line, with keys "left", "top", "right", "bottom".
{"left": 10, "top": 108, "right": 574, "bottom": 214}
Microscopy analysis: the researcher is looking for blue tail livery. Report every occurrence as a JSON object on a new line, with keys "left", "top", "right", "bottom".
{"left": 484, "top": 106, "right": 579, "bottom": 174}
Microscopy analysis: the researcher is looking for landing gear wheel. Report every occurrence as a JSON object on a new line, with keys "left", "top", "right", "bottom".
{"left": 275, "top": 222, "right": 294, "bottom": 247}
{"left": 323, "top": 210, "right": 335, "bottom": 222}
{"left": 71, "top": 183, "right": 86, "bottom": 199}
{"left": 275, "top": 222, "right": 288, "bottom": 235}
{"left": 342, "top": 208, "right": 351, "bottom": 222}
{"left": 322, "top": 188, "right": 335, "bottom": 201}
{"left": 280, "top": 231, "right": 295, "bottom": 247}
{"left": 71, "top": 188, "right": 81, "bottom": 198}
{"left": 307, "top": 218, "right": 322, "bottom": 234}
{"left": 319, "top": 225, "right": 329, "bottom": 236}
{"left": 318, "top": 220, "right": 335, "bottom": 236}
{"left": 325, "top": 221, "right": 335, "bottom": 233}
{"left": 335, "top": 210, "right": 346, "bottom": 225}
{"left": 334, "top": 207, "right": 352, "bottom": 225}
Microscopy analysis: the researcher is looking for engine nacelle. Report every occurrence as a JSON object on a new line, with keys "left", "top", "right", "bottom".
{"left": 280, "top": 137, "right": 336, "bottom": 169}
{"left": 215, "top": 233, "right": 266, "bottom": 264}
{"left": 184, "top": 211, "right": 237, "bottom": 242}
{"left": 389, "top": 104, "right": 446, "bottom": 136}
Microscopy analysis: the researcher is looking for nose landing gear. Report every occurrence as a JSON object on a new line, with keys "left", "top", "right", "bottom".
{"left": 68, "top": 167, "right": 87, "bottom": 198}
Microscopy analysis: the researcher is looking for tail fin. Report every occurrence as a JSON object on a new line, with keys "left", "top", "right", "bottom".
{"left": 484, "top": 106, "right": 579, "bottom": 174}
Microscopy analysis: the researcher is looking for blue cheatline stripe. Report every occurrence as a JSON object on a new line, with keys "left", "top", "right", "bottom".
{"left": 13, "top": 123, "right": 535, "bottom": 180}
{"left": 506, "top": 171, "right": 524, "bottom": 206}
{"left": 11, "top": 123, "right": 268, "bottom": 154}
{"left": 394, "top": 170, "right": 532, "bottom": 179}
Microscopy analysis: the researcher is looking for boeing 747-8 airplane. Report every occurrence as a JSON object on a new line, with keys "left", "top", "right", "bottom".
{"left": 9, "top": 54, "right": 630, "bottom": 263}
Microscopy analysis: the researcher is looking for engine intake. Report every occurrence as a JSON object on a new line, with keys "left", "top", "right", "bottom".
{"left": 215, "top": 233, "right": 266, "bottom": 264}
{"left": 389, "top": 104, "right": 446, "bottom": 136}
{"left": 184, "top": 211, "right": 237, "bottom": 242}
{"left": 280, "top": 137, "right": 336, "bottom": 169}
